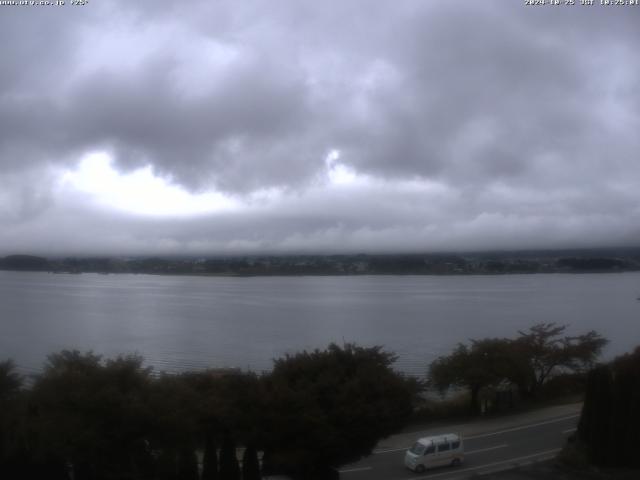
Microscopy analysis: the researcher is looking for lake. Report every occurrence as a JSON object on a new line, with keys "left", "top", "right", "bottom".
{"left": 1, "top": 271, "right": 639, "bottom": 377}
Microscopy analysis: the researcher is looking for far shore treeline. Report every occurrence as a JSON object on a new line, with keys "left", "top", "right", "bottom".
{"left": 0, "top": 323, "right": 621, "bottom": 479}
{"left": 2, "top": 248, "right": 640, "bottom": 276}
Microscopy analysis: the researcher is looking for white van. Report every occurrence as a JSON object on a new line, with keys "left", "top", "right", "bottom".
{"left": 404, "top": 433, "right": 464, "bottom": 473}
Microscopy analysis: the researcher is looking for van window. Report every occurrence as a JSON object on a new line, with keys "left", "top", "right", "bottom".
{"left": 451, "top": 440, "right": 460, "bottom": 449}
{"left": 409, "top": 442, "right": 426, "bottom": 456}
{"left": 424, "top": 445, "right": 435, "bottom": 455}
{"left": 437, "top": 442, "right": 451, "bottom": 452}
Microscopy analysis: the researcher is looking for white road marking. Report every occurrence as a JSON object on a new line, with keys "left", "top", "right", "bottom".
{"left": 374, "top": 446, "right": 413, "bottom": 454}
{"left": 340, "top": 445, "right": 508, "bottom": 474}
{"left": 373, "top": 414, "right": 579, "bottom": 454}
{"left": 374, "top": 446, "right": 415, "bottom": 454}
{"left": 466, "top": 444, "right": 508, "bottom": 454}
{"left": 338, "top": 466, "right": 373, "bottom": 473}
{"left": 465, "top": 414, "right": 580, "bottom": 440}
{"left": 407, "top": 448, "right": 562, "bottom": 480}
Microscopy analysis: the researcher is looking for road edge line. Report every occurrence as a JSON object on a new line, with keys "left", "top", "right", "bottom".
{"left": 407, "top": 448, "right": 562, "bottom": 480}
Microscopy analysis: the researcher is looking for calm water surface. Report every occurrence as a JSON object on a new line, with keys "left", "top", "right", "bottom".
{"left": 1, "top": 271, "right": 639, "bottom": 377}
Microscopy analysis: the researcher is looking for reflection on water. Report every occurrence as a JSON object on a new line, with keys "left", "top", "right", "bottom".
{"left": 1, "top": 271, "right": 639, "bottom": 377}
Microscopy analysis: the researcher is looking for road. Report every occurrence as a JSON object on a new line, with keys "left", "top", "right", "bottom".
{"left": 338, "top": 404, "right": 581, "bottom": 480}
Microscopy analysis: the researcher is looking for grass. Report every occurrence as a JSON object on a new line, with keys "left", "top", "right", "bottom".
{"left": 407, "top": 388, "right": 584, "bottom": 431}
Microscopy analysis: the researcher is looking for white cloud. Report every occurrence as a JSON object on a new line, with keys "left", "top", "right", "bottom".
{"left": 60, "top": 152, "right": 239, "bottom": 216}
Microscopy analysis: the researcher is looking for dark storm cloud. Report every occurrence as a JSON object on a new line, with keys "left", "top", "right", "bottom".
{"left": 2, "top": 1, "right": 638, "bottom": 188}
{"left": 340, "top": 3, "right": 640, "bottom": 187}
{"left": 63, "top": 54, "right": 318, "bottom": 191}
{"left": 1, "top": 0, "right": 640, "bottom": 253}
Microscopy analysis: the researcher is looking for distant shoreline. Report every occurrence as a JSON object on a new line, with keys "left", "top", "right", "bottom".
{"left": 2, "top": 250, "right": 640, "bottom": 277}
{"left": 39, "top": 269, "right": 640, "bottom": 277}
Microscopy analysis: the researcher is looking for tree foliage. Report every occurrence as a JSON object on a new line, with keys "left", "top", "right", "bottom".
{"left": 261, "top": 343, "right": 419, "bottom": 476}
{"left": 428, "top": 338, "right": 518, "bottom": 413}
{"left": 0, "top": 360, "right": 25, "bottom": 479}
{"left": 30, "top": 351, "right": 155, "bottom": 479}
{"left": 177, "top": 446, "right": 199, "bottom": 480}
{"left": 515, "top": 323, "right": 607, "bottom": 397}
{"left": 0, "top": 360, "right": 22, "bottom": 400}
{"left": 219, "top": 434, "right": 240, "bottom": 480}
{"left": 241, "top": 444, "right": 260, "bottom": 480}
{"left": 428, "top": 338, "right": 517, "bottom": 413}
{"left": 577, "top": 346, "right": 640, "bottom": 468}
{"left": 0, "top": 343, "right": 418, "bottom": 479}
{"left": 577, "top": 365, "right": 614, "bottom": 466}
{"left": 201, "top": 434, "right": 219, "bottom": 480}
{"left": 428, "top": 323, "right": 608, "bottom": 412}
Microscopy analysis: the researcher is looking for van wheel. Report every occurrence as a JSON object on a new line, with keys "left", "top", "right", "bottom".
{"left": 451, "top": 458, "right": 461, "bottom": 467}
{"left": 415, "top": 465, "right": 425, "bottom": 473}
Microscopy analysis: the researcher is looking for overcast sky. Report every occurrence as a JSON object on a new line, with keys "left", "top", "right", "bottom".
{"left": 1, "top": 1, "right": 639, "bottom": 256}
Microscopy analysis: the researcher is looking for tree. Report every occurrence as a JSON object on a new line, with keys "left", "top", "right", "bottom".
{"left": 146, "top": 373, "right": 201, "bottom": 451}
{"left": 179, "top": 368, "right": 265, "bottom": 472}
{"left": 0, "top": 360, "right": 22, "bottom": 400}
{"left": 575, "top": 346, "right": 640, "bottom": 468}
{"left": 610, "top": 347, "right": 640, "bottom": 467}
{"left": 241, "top": 444, "right": 260, "bottom": 480}
{"left": 156, "top": 448, "right": 179, "bottom": 480}
{"left": 515, "top": 323, "right": 607, "bottom": 397}
{"left": 577, "top": 365, "right": 614, "bottom": 466}
{"left": 201, "top": 434, "right": 219, "bottom": 480}
{"left": 177, "top": 446, "right": 199, "bottom": 480}
{"left": 30, "top": 351, "right": 155, "bottom": 479}
{"left": 429, "top": 325, "right": 608, "bottom": 411}
{"left": 219, "top": 434, "right": 240, "bottom": 480}
{"left": 613, "top": 347, "right": 640, "bottom": 468}
{"left": 0, "top": 360, "right": 26, "bottom": 479}
{"left": 261, "top": 343, "right": 419, "bottom": 477}
{"left": 428, "top": 338, "right": 516, "bottom": 414}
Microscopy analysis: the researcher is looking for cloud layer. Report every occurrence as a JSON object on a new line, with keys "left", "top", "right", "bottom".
{"left": 1, "top": 1, "right": 639, "bottom": 254}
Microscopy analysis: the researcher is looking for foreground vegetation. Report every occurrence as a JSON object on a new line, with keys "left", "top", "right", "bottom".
{"left": 426, "top": 329, "right": 639, "bottom": 477}
{"left": 0, "top": 344, "right": 419, "bottom": 480}
{"left": 0, "top": 323, "right": 613, "bottom": 479}
{"left": 572, "top": 346, "right": 640, "bottom": 469}
{"left": 427, "top": 323, "right": 607, "bottom": 414}
{"left": 490, "top": 345, "right": 640, "bottom": 480}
